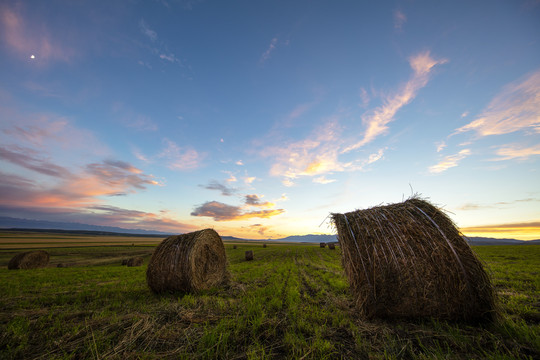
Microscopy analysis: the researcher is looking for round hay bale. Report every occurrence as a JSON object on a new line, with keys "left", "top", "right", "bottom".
{"left": 245, "top": 250, "right": 254, "bottom": 261}
{"left": 126, "top": 257, "right": 144, "bottom": 267}
{"left": 332, "top": 197, "right": 496, "bottom": 322}
{"left": 57, "top": 263, "right": 65, "bottom": 268}
{"left": 121, "top": 259, "right": 128, "bottom": 265}
{"left": 233, "top": 245, "right": 237, "bottom": 249}
{"left": 320, "top": 242, "right": 326, "bottom": 248}
{"left": 146, "top": 229, "right": 228, "bottom": 293}
{"left": 262, "top": 243, "right": 267, "bottom": 248}
{"left": 8, "top": 250, "right": 49, "bottom": 270}
{"left": 328, "top": 243, "right": 336, "bottom": 250}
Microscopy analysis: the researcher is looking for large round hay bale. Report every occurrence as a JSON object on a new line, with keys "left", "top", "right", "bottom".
{"left": 146, "top": 229, "right": 228, "bottom": 293}
{"left": 320, "top": 242, "right": 326, "bottom": 248}
{"left": 245, "top": 250, "right": 254, "bottom": 261}
{"left": 332, "top": 197, "right": 496, "bottom": 323}
{"left": 126, "top": 257, "right": 144, "bottom": 267}
{"left": 8, "top": 250, "right": 49, "bottom": 270}
{"left": 328, "top": 243, "right": 336, "bottom": 250}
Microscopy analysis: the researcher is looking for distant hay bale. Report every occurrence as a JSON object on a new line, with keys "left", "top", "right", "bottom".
{"left": 126, "top": 257, "right": 144, "bottom": 267}
{"left": 121, "top": 259, "right": 128, "bottom": 265}
{"left": 332, "top": 197, "right": 496, "bottom": 323}
{"left": 146, "top": 229, "right": 228, "bottom": 293}
{"left": 8, "top": 250, "right": 49, "bottom": 270}
{"left": 233, "top": 245, "right": 237, "bottom": 249}
{"left": 57, "top": 263, "right": 66, "bottom": 268}
{"left": 320, "top": 242, "right": 326, "bottom": 248}
{"left": 328, "top": 243, "right": 336, "bottom": 250}
{"left": 262, "top": 244, "right": 267, "bottom": 248}
{"left": 245, "top": 250, "right": 254, "bottom": 261}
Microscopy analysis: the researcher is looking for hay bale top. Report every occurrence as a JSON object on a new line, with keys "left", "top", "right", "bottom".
{"left": 147, "top": 228, "right": 228, "bottom": 293}
{"left": 8, "top": 250, "right": 50, "bottom": 270}
{"left": 331, "top": 197, "right": 496, "bottom": 322}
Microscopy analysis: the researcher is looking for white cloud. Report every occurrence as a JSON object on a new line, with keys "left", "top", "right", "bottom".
{"left": 260, "top": 37, "right": 278, "bottom": 64}
{"left": 313, "top": 176, "right": 336, "bottom": 184}
{"left": 429, "top": 149, "right": 471, "bottom": 174}
{"left": 343, "top": 51, "right": 448, "bottom": 153}
{"left": 454, "top": 69, "right": 540, "bottom": 137}
{"left": 394, "top": 10, "right": 407, "bottom": 30}
{"left": 436, "top": 141, "right": 447, "bottom": 152}
{"left": 139, "top": 19, "right": 157, "bottom": 42}
{"left": 492, "top": 144, "right": 540, "bottom": 161}
{"left": 159, "top": 138, "right": 203, "bottom": 170}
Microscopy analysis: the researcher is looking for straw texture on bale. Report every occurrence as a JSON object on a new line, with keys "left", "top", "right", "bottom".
{"left": 332, "top": 197, "right": 496, "bottom": 323}
{"left": 245, "top": 250, "right": 254, "bottom": 261}
{"left": 320, "top": 242, "right": 326, "bottom": 248}
{"left": 8, "top": 250, "right": 49, "bottom": 270}
{"left": 126, "top": 257, "right": 144, "bottom": 267}
{"left": 328, "top": 243, "right": 336, "bottom": 250}
{"left": 146, "top": 229, "right": 228, "bottom": 293}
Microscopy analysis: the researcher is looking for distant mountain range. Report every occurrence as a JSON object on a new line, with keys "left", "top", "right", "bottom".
{"left": 0, "top": 216, "right": 538, "bottom": 245}
{"left": 0, "top": 216, "right": 169, "bottom": 236}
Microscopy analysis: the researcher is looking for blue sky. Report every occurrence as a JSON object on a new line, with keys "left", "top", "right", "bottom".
{"left": 1, "top": 0, "right": 539, "bottom": 239}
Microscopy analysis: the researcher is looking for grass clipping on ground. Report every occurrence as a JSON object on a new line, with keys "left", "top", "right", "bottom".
{"left": 7, "top": 250, "right": 49, "bottom": 270}
{"left": 146, "top": 228, "right": 228, "bottom": 293}
{"left": 332, "top": 197, "right": 497, "bottom": 323}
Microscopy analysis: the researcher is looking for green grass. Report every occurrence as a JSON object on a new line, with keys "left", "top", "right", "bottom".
{"left": 0, "top": 243, "right": 538, "bottom": 359}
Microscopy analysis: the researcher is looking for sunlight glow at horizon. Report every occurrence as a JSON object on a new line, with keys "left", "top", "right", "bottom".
{"left": 0, "top": 1, "right": 539, "bottom": 240}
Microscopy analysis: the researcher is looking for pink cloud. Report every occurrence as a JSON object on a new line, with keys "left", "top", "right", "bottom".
{"left": 428, "top": 149, "right": 471, "bottom": 174}
{"left": 0, "top": 4, "right": 75, "bottom": 63}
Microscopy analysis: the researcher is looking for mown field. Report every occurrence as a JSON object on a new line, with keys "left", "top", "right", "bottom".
{"left": 0, "top": 233, "right": 538, "bottom": 359}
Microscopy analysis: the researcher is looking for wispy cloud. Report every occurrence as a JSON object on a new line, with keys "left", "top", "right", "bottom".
{"left": 0, "top": 145, "right": 71, "bottom": 178}
{"left": 393, "top": 10, "right": 407, "bottom": 31}
{"left": 428, "top": 149, "right": 471, "bottom": 174}
{"left": 260, "top": 37, "right": 279, "bottom": 64}
{"left": 454, "top": 69, "right": 540, "bottom": 137}
{"left": 201, "top": 180, "right": 236, "bottom": 196}
{"left": 436, "top": 141, "right": 447, "bottom": 152}
{"left": 313, "top": 176, "right": 336, "bottom": 184}
{"left": 139, "top": 19, "right": 157, "bottom": 42}
{"left": 457, "top": 198, "right": 539, "bottom": 211}
{"left": 343, "top": 51, "right": 448, "bottom": 153}
{"left": 492, "top": 143, "right": 540, "bottom": 161}
{"left": 159, "top": 138, "right": 204, "bottom": 170}
{"left": 190, "top": 201, "right": 284, "bottom": 221}
{"left": 0, "top": 4, "right": 75, "bottom": 64}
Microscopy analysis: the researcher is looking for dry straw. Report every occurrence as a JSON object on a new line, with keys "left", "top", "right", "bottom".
{"left": 331, "top": 197, "right": 496, "bottom": 322}
{"left": 126, "top": 257, "right": 144, "bottom": 267}
{"left": 8, "top": 250, "right": 50, "bottom": 270}
{"left": 146, "top": 229, "right": 228, "bottom": 293}
{"left": 245, "top": 250, "right": 254, "bottom": 261}
{"left": 320, "top": 242, "right": 326, "bottom": 248}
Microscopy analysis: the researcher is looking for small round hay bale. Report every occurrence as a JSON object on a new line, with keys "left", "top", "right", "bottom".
{"left": 121, "top": 259, "right": 128, "bottom": 265}
{"left": 320, "top": 242, "right": 326, "bottom": 248}
{"left": 245, "top": 250, "right": 254, "bottom": 261}
{"left": 126, "top": 257, "right": 144, "bottom": 267}
{"left": 233, "top": 245, "right": 237, "bottom": 249}
{"left": 146, "top": 229, "right": 228, "bottom": 293}
{"left": 262, "top": 243, "right": 267, "bottom": 248}
{"left": 57, "top": 263, "right": 65, "bottom": 268}
{"left": 328, "top": 243, "right": 336, "bottom": 250}
{"left": 8, "top": 250, "right": 49, "bottom": 270}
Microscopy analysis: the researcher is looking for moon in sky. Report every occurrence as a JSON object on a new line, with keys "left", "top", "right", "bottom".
{"left": 30, "top": 55, "right": 35, "bottom": 59}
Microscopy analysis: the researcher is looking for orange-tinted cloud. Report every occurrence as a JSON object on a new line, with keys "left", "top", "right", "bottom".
{"left": 461, "top": 221, "right": 540, "bottom": 241}
{"left": 428, "top": 149, "right": 471, "bottom": 174}
{"left": 191, "top": 201, "right": 284, "bottom": 221}
{"left": 244, "top": 194, "right": 275, "bottom": 208}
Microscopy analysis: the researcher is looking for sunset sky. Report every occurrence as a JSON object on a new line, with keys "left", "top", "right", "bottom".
{"left": 1, "top": 0, "right": 539, "bottom": 240}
